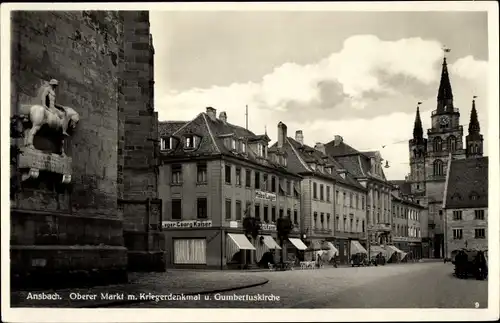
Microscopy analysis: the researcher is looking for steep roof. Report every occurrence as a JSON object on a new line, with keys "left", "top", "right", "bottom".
{"left": 326, "top": 144, "right": 387, "bottom": 182}
{"left": 159, "top": 113, "right": 301, "bottom": 178}
{"left": 158, "top": 121, "right": 187, "bottom": 136}
{"left": 280, "top": 137, "right": 366, "bottom": 191}
{"left": 445, "top": 157, "right": 488, "bottom": 209}
{"left": 324, "top": 140, "right": 361, "bottom": 157}
{"left": 389, "top": 180, "right": 412, "bottom": 196}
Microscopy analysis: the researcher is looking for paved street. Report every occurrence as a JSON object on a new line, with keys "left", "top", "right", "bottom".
{"left": 125, "top": 262, "right": 488, "bottom": 308}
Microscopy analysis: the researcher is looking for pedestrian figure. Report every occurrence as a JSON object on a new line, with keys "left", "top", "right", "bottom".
{"left": 474, "top": 251, "right": 487, "bottom": 280}
{"left": 455, "top": 250, "right": 468, "bottom": 279}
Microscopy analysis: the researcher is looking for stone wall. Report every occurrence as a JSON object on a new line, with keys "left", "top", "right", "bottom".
{"left": 119, "top": 11, "right": 165, "bottom": 271}
{"left": 10, "top": 11, "right": 128, "bottom": 289}
{"left": 445, "top": 207, "right": 488, "bottom": 258}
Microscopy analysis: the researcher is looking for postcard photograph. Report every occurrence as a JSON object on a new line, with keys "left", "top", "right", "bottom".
{"left": 1, "top": 2, "right": 498, "bottom": 322}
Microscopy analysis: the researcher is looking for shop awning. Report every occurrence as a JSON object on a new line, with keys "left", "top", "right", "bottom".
{"left": 227, "top": 233, "right": 256, "bottom": 250}
{"left": 289, "top": 238, "right": 308, "bottom": 250}
{"left": 261, "top": 235, "right": 282, "bottom": 250}
{"left": 324, "top": 242, "right": 339, "bottom": 256}
{"left": 370, "top": 246, "right": 385, "bottom": 255}
{"left": 386, "top": 245, "right": 405, "bottom": 255}
{"left": 307, "top": 240, "right": 324, "bottom": 251}
{"left": 323, "top": 242, "right": 339, "bottom": 260}
{"left": 350, "top": 240, "right": 367, "bottom": 255}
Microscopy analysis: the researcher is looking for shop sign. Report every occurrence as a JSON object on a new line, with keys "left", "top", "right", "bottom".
{"left": 255, "top": 190, "right": 277, "bottom": 202}
{"left": 261, "top": 223, "right": 277, "bottom": 231}
{"left": 162, "top": 220, "right": 212, "bottom": 229}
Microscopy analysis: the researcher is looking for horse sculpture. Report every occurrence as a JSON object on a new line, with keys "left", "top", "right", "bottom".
{"left": 17, "top": 103, "right": 80, "bottom": 157}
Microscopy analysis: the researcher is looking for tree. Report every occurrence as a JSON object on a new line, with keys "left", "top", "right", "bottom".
{"left": 276, "top": 216, "right": 294, "bottom": 264}
{"left": 241, "top": 208, "right": 262, "bottom": 268}
{"left": 243, "top": 216, "right": 261, "bottom": 241}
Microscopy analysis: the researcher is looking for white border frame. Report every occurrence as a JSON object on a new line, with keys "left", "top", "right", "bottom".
{"left": 1, "top": 2, "right": 498, "bottom": 322}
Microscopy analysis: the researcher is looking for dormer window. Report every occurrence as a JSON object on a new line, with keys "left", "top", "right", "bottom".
{"left": 242, "top": 142, "right": 247, "bottom": 153}
{"left": 326, "top": 167, "right": 332, "bottom": 174}
{"left": 231, "top": 139, "right": 236, "bottom": 150}
{"left": 185, "top": 135, "right": 198, "bottom": 149}
{"left": 257, "top": 142, "right": 265, "bottom": 157}
{"left": 309, "top": 163, "right": 316, "bottom": 171}
{"left": 160, "top": 137, "right": 174, "bottom": 151}
{"left": 283, "top": 156, "right": 287, "bottom": 167}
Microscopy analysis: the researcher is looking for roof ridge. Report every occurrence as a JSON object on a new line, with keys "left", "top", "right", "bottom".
{"left": 172, "top": 113, "right": 203, "bottom": 136}
{"left": 202, "top": 113, "right": 221, "bottom": 153}
{"left": 286, "top": 137, "right": 310, "bottom": 171}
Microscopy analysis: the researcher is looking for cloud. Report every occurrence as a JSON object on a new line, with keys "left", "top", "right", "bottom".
{"left": 156, "top": 34, "right": 488, "bottom": 180}
{"left": 450, "top": 55, "right": 489, "bottom": 81}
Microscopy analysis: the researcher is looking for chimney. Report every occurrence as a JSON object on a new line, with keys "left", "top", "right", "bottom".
{"left": 314, "top": 142, "right": 326, "bottom": 154}
{"left": 277, "top": 122, "right": 288, "bottom": 148}
{"left": 295, "top": 130, "right": 304, "bottom": 145}
{"left": 334, "top": 135, "right": 343, "bottom": 147}
{"left": 206, "top": 107, "right": 216, "bottom": 120}
{"left": 219, "top": 111, "right": 227, "bottom": 123}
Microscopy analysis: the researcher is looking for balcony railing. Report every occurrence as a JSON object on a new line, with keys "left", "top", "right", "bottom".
{"left": 427, "top": 125, "right": 463, "bottom": 135}
{"left": 431, "top": 108, "right": 459, "bottom": 116}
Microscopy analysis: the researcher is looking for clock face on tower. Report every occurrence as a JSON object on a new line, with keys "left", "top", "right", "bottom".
{"left": 439, "top": 116, "right": 450, "bottom": 126}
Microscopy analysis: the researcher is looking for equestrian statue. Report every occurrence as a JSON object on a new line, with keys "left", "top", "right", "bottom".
{"left": 17, "top": 79, "right": 80, "bottom": 156}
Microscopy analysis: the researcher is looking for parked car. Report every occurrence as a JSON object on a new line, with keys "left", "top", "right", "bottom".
{"left": 454, "top": 249, "right": 488, "bottom": 280}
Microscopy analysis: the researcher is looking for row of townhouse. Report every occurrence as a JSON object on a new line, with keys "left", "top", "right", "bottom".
{"left": 391, "top": 182, "right": 426, "bottom": 259}
{"left": 158, "top": 107, "right": 423, "bottom": 269}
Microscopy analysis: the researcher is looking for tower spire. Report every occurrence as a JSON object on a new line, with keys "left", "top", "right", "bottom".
{"left": 413, "top": 102, "right": 424, "bottom": 143}
{"left": 468, "top": 96, "right": 480, "bottom": 135}
{"left": 437, "top": 46, "right": 454, "bottom": 113}
{"left": 466, "top": 95, "right": 484, "bottom": 158}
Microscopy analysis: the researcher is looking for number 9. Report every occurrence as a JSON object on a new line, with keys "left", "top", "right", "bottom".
{"left": 475, "top": 302, "right": 480, "bottom": 308}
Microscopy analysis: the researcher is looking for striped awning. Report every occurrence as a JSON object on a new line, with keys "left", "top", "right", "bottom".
{"left": 350, "top": 240, "right": 368, "bottom": 255}
{"left": 289, "top": 238, "right": 308, "bottom": 250}
{"left": 261, "top": 235, "right": 282, "bottom": 250}
{"left": 227, "top": 233, "right": 255, "bottom": 250}
{"left": 226, "top": 233, "right": 256, "bottom": 260}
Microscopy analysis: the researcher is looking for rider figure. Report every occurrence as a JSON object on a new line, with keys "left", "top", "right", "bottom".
{"left": 41, "top": 79, "right": 69, "bottom": 136}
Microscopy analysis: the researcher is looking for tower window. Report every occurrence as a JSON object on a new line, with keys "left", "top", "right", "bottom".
{"left": 433, "top": 159, "right": 444, "bottom": 176}
{"left": 447, "top": 136, "right": 457, "bottom": 152}
{"left": 433, "top": 137, "right": 442, "bottom": 152}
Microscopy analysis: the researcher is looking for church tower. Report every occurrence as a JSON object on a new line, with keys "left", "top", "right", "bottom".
{"left": 426, "top": 54, "right": 466, "bottom": 183}
{"left": 466, "top": 97, "right": 484, "bottom": 158}
{"left": 421, "top": 49, "right": 466, "bottom": 258}
{"left": 408, "top": 103, "right": 427, "bottom": 200}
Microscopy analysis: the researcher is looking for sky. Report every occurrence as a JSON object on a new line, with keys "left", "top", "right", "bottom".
{"left": 150, "top": 10, "right": 489, "bottom": 180}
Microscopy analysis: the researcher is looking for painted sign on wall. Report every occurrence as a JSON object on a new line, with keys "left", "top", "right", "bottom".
{"left": 162, "top": 220, "right": 212, "bottom": 229}
{"left": 255, "top": 190, "right": 277, "bottom": 202}
{"left": 261, "top": 223, "right": 277, "bottom": 231}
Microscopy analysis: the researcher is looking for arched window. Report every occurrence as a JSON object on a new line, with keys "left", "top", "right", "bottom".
{"left": 433, "top": 137, "right": 442, "bottom": 152}
{"left": 447, "top": 136, "right": 457, "bottom": 152}
{"left": 433, "top": 159, "right": 444, "bottom": 176}
{"left": 475, "top": 144, "right": 480, "bottom": 154}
